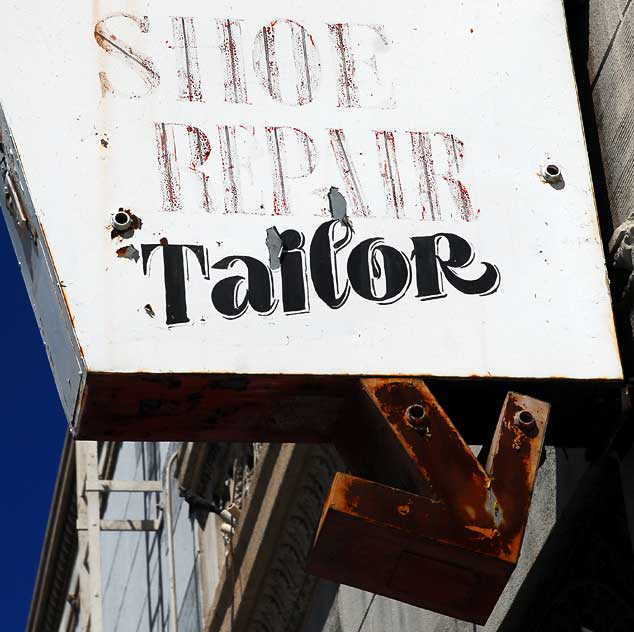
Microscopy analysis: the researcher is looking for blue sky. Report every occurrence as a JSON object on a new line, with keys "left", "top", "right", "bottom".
{"left": 0, "top": 216, "right": 67, "bottom": 629}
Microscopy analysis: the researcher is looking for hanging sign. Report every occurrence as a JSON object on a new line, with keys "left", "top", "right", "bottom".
{"left": 0, "top": 0, "right": 622, "bottom": 437}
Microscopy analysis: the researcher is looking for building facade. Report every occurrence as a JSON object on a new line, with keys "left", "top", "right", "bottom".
{"left": 25, "top": 436, "right": 634, "bottom": 631}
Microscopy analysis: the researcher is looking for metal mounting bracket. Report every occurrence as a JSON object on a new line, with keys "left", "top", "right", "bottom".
{"left": 308, "top": 378, "right": 550, "bottom": 625}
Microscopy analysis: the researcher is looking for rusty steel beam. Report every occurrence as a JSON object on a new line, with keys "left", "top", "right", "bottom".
{"left": 309, "top": 379, "right": 550, "bottom": 625}
{"left": 485, "top": 392, "right": 550, "bottom": 555}
{"left": 362, "top": 378, "right": 495, "bottom": 527}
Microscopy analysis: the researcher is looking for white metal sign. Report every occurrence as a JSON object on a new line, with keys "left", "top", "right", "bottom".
{"left": 0, "top": 0, "right": 622, "bottom": 421}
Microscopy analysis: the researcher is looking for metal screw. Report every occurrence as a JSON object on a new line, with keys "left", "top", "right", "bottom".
{"left": 112, "top": 210, "right": 133, "bottom": 232}
{"left": 541, "top": 163, "right": 562, "bottom": 184}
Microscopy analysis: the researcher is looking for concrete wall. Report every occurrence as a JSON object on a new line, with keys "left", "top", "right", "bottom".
{"left": 590, "top": 0, "right": 634, "bottom": 229}
{"left": 584, "top": 0, "right": 634, "bottom": 553}
{"left": 586, "top": 0, "right": 634, "bottom": 342}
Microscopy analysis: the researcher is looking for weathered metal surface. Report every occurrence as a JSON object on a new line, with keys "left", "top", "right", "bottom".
{"left": 309, "top": 474, "right": 513, "bottom": 624}
{"left": 363, "top": 378, "right": 495, "bottom": 526}
{"left": 0, "top": 0, "right": 622, "bottom": 435}
{"left": 0, "top": 112, "right": 85, "bottom": 421}
{"left": 309, "top": 379, "right": 550, "bottom": 624}
{"left": 486, "top": 392, "right": 551, "bottom": 552}
{"left": 78, "top": 372, "right": 349, "bottom": 441}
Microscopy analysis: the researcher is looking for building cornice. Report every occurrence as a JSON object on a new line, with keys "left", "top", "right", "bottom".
{"left": 26, "top": 434, "right": 77, "bottom": 632}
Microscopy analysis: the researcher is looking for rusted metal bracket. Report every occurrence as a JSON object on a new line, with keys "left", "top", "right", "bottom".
{"left": 308, "top": 378, "right": 550, "bottom": 625}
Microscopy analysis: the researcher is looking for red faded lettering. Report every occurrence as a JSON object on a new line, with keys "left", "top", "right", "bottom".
{"left": 409, "top": 131, "right": 440, "bottom": 220}
{"left": 253, "top": 20, "right": 321, "bottom": 106}
{"left": 95, "top": 13, "right": 160, "bottom": 98}
{"left": 265, "top": 127, "right": 317, "bottom": 215}
{"left": 329, "top": 129, "right": 369, "bottom": 217}
{"left": 155, "top": 123, "right": 181, "bottom": 212}
{"left": 218, "top": 125, "right": 261, "bottom": 214}
{"left": 436, "top": 132, "right": 475, "bottom": 221}
{"left": 171, "top": 17, "right": 203, "bottom": 102}
{"left": 328, "top": 24, "right": 359, "bottom": 108}
{"left": 155, "top": 123, "right": 214, "bottom": 213}
{"left": 216, "top": 19, "right": 249, "bottom": 104}
{"left": 375, "top": 130, "right": 404, "bottom": 219}
{"left": 328, "top": 23, "right": 395, "bottom": 109}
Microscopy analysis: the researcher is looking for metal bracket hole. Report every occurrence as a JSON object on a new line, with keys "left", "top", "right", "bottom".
{"left": 541, "top": 163, "right": 562, "bottom": 184}
{"left": 112, "top": 210, "right": 133, "bottom": 232}
{"left": 406, "top": 404, "right": 428, "bottom": 427}
{"left": 515, "top": 410, "right": 536, "bottom": 433}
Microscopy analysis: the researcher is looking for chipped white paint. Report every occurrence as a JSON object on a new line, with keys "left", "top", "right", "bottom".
{"left": 0, "top": 0, "right": 622, "bottom": 415}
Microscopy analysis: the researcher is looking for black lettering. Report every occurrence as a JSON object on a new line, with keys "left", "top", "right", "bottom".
{"left": 310, "top": 220, "right": 352, "bottom": 309}
{"left": 142, "top": 243, "right": 208, "bottom": 325}
{"left": 411, "top": 233, "right": 500, "bottom": 299}
{"left": 280, "top": 229, "right": 310, "bottom": 314}
{"left": 211, "top": 256, "right": 276, "bottom": 319}
{"left": 347, "top": 238, "right": 411, "bottom": 304}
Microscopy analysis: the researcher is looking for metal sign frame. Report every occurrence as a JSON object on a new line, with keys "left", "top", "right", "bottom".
{"left": 0, "top": 0, "right": 622, "bottom": 437}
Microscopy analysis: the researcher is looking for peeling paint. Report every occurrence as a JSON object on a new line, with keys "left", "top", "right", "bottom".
{"left": 265, "top": 225, "right": 283, "bottom": 270}
{"left": 116, "top": 245, "right": 140, "bottom": 262}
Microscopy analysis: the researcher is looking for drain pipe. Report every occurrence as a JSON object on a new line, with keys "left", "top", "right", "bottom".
{"left": 165, "top": 451, "right": 180, "bottom": 632}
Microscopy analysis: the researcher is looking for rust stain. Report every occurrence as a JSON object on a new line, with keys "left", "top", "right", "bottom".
{"left": 99, "top": 72, "right": 113, "bottom": 97}
{"left": 369, "top": 378, "right": 494, "bottom": 527}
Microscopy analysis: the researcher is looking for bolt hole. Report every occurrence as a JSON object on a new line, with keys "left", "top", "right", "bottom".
{"left": 112, "top": 210, "right": 133, "bottom": 232}
{"left": 541, "top": 162, "right": 563, "bottom": 184}
{"left": 518, "top": 410, "right": 533, "bottom": 424}
{"left": 406, "top": 404, "right": 427, "bottom": 424}
{"left": 515, "top": 410, "right": 537, "bottom": 433}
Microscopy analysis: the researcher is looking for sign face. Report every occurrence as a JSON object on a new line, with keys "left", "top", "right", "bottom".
{"left": 0, "top": 0, "right": 622, "bottom": 393}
